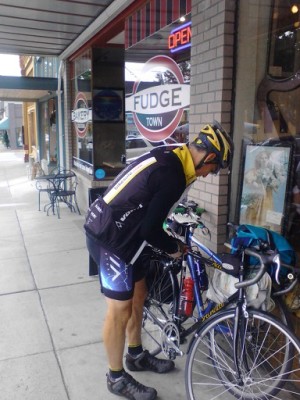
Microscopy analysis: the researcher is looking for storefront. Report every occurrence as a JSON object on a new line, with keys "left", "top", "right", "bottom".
{"left": 67, "top": 0, "right": 300, "bottom": 260}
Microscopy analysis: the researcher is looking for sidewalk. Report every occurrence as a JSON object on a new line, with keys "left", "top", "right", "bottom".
{"left": 0, "top": 147, "right": 186, "bottom": 400}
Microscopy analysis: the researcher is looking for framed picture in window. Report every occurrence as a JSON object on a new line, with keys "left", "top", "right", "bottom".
{"left": 239, "top": 142, "right": 293, "bottom": 233}
{"left": 93, "top": 88, "right": 124, "bottom": 122}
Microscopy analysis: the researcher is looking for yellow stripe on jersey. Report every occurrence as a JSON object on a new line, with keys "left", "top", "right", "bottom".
{"left": 103, "top": 157, "right": 157, "bottom": 204}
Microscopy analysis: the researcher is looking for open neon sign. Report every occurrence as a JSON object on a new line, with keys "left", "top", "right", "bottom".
{"left": 168, "top": 22, "right": 191, "bottom": 53}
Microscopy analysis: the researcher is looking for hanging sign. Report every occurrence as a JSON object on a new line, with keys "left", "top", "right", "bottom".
{"left": 71, "top": 92, "right": 92, "bottom": 138}
{"left": 168, "top": 22, "right": 192, "bottom": 53}
{"left": 126, "top": 55, "right": 190, "bottom": 141}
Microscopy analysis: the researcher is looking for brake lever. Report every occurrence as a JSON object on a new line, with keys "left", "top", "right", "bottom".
{"left": 273, "top": 253, "right": 281, "bottom": 285}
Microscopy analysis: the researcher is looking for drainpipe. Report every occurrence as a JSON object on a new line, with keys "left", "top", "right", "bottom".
{"left": 57, "top": 60, "right": 65, "bottom": 168}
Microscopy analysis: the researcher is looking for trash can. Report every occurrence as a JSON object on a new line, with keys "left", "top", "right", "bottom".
{"left": 88, "top": 187, "right": 107, "bottom": 276}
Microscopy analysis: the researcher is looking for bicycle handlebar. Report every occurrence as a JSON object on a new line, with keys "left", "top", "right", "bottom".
{"left": 234, "top": 248, "right": 277, "bottom": 289}
{"left": 171, "top": 201, "right": 210, "bottom": 236}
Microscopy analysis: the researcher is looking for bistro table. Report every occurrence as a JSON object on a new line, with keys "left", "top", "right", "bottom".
{"left": 35, "top": 170, "right": 79, "bottom": 218}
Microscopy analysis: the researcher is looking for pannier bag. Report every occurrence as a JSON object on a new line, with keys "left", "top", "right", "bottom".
{"left": 206, "top": 268, "right": 273, "bottom": 311}
{"left": 206, "top": 252, "right": 273, "bottom": 311}
{"left": 230, "top": 224, "right": 296, "bottom": 284}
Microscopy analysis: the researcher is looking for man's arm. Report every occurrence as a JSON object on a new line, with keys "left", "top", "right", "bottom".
{"left": 140, "top": 166, "right": 185, "bottom": 253}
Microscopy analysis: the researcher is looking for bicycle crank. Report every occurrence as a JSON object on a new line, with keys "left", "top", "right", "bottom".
{"left": 161, "top": 322, "right": 183, "bottom": 359}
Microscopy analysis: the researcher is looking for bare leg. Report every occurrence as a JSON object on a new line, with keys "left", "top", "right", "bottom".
{"left": 125, "top": 278, "right": 175, "bottom": 374}
{"left": 126, "top": 278, "right": 148, "bottom": 346}
{"left": 103, "top": 297, "right": 133, "bottom": 370}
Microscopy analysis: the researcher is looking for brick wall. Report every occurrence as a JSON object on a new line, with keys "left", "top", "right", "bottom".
{"left": 190, "top": 0, "right": 236, "bottom": 252}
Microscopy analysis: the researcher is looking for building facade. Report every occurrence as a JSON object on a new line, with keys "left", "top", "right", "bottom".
{"left": 0, "top": 101, "right": 23, "bottom": 150}
{"left": 23, "top": 0, "right": 296, "bottom": 261}
{"left": 20, "top": 55, "right": 58, "bottom": 167}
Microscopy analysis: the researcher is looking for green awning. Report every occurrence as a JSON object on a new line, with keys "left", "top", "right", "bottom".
{"left": 0, "top": 117, "right": 9, "bottom": 130}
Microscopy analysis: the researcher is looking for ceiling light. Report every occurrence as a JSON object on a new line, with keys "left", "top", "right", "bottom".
{"left": 291, "top": 5, "right": 299, "bottom": 14}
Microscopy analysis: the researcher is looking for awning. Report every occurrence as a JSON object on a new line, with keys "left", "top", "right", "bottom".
{"left": 0, "top": 117, "right": 9, "bottom": 130}
{"left": 0, "top": 0, "right": 131, "bottom": 57}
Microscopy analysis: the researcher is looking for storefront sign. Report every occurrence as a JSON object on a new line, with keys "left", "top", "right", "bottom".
{"left": 71, "top": 92, "right": 92, "bottom": 138}
{"left": 126, "top": 55, "right": 190, "bottom": 141}
{"left": 168, "top": 22, "right": 192, "bottom": 53}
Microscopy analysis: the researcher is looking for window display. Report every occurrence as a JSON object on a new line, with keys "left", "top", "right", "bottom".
{"left": 239, "top": 143, "right": 292, "bottom": 233}
{"left": 71, "top": 49, "right": 93, "bottom": 173}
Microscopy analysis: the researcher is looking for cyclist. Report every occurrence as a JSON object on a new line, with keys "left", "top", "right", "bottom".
{"left": 85, "top": 121, "right": 234, "bottom": 400}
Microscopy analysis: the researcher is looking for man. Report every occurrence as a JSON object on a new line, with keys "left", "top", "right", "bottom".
{"left": 85, "top": 121, "right": 234, "bottom": 400}
{"left": 3, "top": 130, "right": 10, "bottom": 149}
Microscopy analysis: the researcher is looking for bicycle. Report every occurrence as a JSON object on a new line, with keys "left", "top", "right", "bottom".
{"left": 142, "top": 200, "right": 300, "bottom": 400}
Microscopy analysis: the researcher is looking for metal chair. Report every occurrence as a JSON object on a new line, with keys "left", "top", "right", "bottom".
{"left": 34, "top": 166, "right": 60, "bottom": 211}
{"left": 52, "top": 170, "right": 81, "bottom": 218}
{"left": 35, "top": 177, "right": 56, "bottom": 212}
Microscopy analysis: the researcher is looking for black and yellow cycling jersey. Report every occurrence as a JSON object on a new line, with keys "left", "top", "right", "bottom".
{"left": 84, "top": 144, "right": 196, "bottom": 262}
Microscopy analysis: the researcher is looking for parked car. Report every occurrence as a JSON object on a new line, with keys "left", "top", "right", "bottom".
{"left": 125, "top": 135, "right": 186, "bottom": 164}
{"left": 125, "top": 136, "right": 156, "bottom": 160}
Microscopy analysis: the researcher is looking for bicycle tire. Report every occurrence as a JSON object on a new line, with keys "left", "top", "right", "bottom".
{"left": 142, "top": 257, "right": 180, "bottom": 357}
{"left": 185, "top": 308, "right": 300, "bottom": 400}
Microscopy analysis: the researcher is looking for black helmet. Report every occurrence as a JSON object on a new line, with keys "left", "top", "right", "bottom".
{"left": 192, "top": 120, "right": 234, "bottom": 171}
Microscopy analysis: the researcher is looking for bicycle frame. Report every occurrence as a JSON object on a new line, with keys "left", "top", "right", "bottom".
{"left": 170, "top": 224, "right": 240, "bottom": 343}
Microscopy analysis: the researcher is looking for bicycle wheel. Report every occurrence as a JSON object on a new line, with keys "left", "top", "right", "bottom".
{"left": 142, "top": 257, "right": 180, "bottom": 357}
{"left": 185, "top": 308, "right": 300, "bottom": 400}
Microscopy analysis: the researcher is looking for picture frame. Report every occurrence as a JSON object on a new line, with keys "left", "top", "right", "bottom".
{"left": 93, "top": 88, "right": 124, "bottom": 122}
{"left": 239, "top": 142, "right": 293, "bottom": 234}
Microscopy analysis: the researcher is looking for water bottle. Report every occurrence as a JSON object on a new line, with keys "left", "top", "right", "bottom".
{"left": 179, "top": 277, "right": 194, "bottom": 317}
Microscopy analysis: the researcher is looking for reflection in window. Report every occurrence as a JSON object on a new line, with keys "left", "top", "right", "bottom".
{"left": 269, "top": 0, "right": 300, "bottom": 78}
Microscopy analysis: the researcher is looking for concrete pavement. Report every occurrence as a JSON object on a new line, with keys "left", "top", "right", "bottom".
{"left": 0, "top": 146, "right": 186, "bottom": 400}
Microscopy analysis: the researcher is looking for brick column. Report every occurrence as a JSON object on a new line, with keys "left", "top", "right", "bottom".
{"left": 63, "top": 61, "right": 73, "bottom": 169}
{"left": 190, "top": 0, "right": 236, "bottom": 252}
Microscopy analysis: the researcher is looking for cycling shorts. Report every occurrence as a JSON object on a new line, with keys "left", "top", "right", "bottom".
{"left": 86, "top": 235, "right": 150, "bottom": 300}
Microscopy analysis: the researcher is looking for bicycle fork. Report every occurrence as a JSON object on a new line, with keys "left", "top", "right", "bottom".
{"left": 232, "top": 299, "right": 255, "bottom": 389}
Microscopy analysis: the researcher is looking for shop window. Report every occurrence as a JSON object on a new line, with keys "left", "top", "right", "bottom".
{"left": 71, "top": 49, "right": 93, "bottom": 174}
{"left": 268, "top": 0, "right": 300, "bottom": 78}
{"left": 125, "top": 11, "right": 191, "bottom": 162}
{"left": 40, "top": 99, "right": 57, "bottom": 166}
{"left": 35, "top": 56, "right": 58, "bottom": 78}
{"left": 15, "top": 127, "right": 23, "bottom": 148}
{"left": 231, "top": 0, "right": 300, "bottom": 253}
